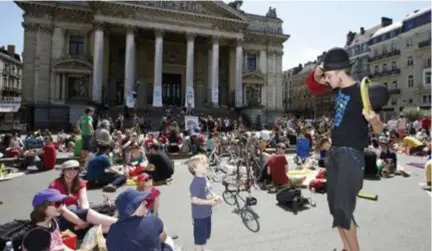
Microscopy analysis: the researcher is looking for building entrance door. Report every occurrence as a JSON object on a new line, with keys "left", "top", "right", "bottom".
{"left": 162, "top": 73, "right": 182, "bottom": 106}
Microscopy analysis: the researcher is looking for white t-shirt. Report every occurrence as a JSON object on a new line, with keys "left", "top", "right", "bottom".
{"left": 387, "top": 119, "right": 397, "bottom": 130}
{"left": 260, "top": 130, "right": 271, "bottom": 141}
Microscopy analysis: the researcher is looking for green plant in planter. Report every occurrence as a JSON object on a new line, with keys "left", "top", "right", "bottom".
{"left": 402, "top": 107, "right": 422, "bottom": 121}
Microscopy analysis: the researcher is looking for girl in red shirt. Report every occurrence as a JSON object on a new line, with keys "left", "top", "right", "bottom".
{"left": 48, "top": 160, "right": 117, "bottom": 233}
{"left": 136, "top": 172, "right": 160, "bottom": 216}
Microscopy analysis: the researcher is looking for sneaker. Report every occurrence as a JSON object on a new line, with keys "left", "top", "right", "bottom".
{"left": 102, "top": 184, "right": 116, "bottom": 193}
{"left": 27, "top": 165, "right": 39, "bottom": 171}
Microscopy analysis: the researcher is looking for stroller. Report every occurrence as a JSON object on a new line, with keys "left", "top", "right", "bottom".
{"left": 293, "top": 137, "right": 311, "bottom": 165}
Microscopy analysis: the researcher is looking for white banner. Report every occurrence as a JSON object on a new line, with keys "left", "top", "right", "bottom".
{"left": 185, "top": 86, "right": 195, "bottom": 108}
{"left": 184, "top": 115, "right": 199, "bottom": 131}
{"left": 152, "top": 86, "right": 163, "bottom": 107}
{"left": 211, "top": 85, "right": 219, "bottom": 105}
{"left": 0, "top": 102, "right": 21, "bottom": 113}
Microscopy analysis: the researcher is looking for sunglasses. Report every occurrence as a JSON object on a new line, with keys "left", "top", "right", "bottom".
{"left": 143, "top": 177, "right": 152, "bottom": 182}
{"left": 65, "top": 167, "right": 79, "bottom": 171}
{"left": 48, "top": 201, "right": 64, "bottom": 208}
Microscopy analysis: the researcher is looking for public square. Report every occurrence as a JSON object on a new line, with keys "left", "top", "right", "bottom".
{"left": 0, "top": 153, "right": 430, "bottom": 251}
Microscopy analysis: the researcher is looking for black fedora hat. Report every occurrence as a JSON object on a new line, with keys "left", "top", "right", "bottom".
{"left": 322, "top": 47, "right": 352, "bottom": 71}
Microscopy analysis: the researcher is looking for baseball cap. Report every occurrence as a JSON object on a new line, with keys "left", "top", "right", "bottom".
{"left": 115, "top": 189, "right": 150, "bottom": 220}
{"left": 32, "top": 189, "right": 67, "bottom": 208}
{"left": 136, "top": 173, "right": 151, "bottom": 184}
{"left": 61, "top": 160, "right": 80, "bottom": 170}
{"left": 305, "top": 69, "right": 329, "bottom": 96}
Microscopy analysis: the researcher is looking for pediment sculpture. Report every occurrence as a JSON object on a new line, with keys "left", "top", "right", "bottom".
{"left": 265, "top": 7, "right": 277, "bottom": 18}
{"left": 53, "top": 56, "right": 92, "bottom": 71}
{"left": 242, "top": 71, "right": 265, "bottom": 83}
{"left": 126, "top": 1, "right": 211, "bottom": 15}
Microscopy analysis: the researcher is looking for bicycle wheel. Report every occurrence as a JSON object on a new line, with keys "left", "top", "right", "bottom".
{"left": 240, "top": 207, "right": 260, "bottom": 233}
{"left": 222, "top": 191, "right": 236, "bottom": 206}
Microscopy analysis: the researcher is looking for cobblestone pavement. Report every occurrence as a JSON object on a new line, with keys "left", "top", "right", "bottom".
{"left": 0, "top": 154, "right": 430, "bottom": 251}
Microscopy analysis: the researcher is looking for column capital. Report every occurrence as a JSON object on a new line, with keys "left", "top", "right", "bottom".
{"left": 93, "top": 21, "right": 106, "bottom": 31}
{"left": 212, "top": 35, "right": 220, "bottom": 44}
{"left": 154, "top": 29, "right": 164, "bottom": 38}
{"left": 125, "top": 25, "right": 136, "bottom": 34}
{"left": 236, "top": 38, "right": 244, "bottom": 46}
{"left": 186, "top": 32, "right": 196, "bottom": 41}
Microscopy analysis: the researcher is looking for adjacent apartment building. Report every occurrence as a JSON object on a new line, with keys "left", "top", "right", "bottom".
{"left": 345, "top": 18, "right": 390, "bottom": 81}
{"left": 0, "top": 45, "right": 22, "bottom": 98}
{"left": 369, "top": 8, "right": 431, "bottom": 120}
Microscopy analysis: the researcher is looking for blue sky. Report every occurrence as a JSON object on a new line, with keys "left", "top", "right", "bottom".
{"left": 0, "top": 1, "right": 430, "bottom": 70}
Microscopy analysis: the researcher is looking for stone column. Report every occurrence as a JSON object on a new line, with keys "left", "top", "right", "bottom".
{"left": 124, "top": 26, "right": 136, "bottom": 108}
{"left": 61, "top": 74, "right": 67, "bottom": 100}
{"left": 153, "top": 30, "right": 164, "bottom": 107}
{"left": 210, "top": 36, "right": 219, "bottom": 106}
{"left": 185, "top": 33, "right": 195, "bottom": 107}
{"left": 92, "top": 23, "right": 104, "bottom": 104}
{"left": 55, "top": 74, "right": 61, "bottom": 100}
{"left": 235, "top": 39, "right": 243, "bottom": 107}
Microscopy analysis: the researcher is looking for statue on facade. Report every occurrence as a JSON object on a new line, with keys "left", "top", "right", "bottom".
{"left": 245, "top": 85, "right": 261, "bottom": 106}
{"left": 265, "top": 7, "right": 277, "bottom": 18}
{"left": 228, "top": 0, "right": 243, "bottom": 10}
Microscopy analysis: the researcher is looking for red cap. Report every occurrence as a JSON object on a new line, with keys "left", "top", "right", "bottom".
{"left": 136, "top": 173, "right": 151, "bottom": 184}
{"left": 306, "top": 70, "right": 329, "bottom": 96}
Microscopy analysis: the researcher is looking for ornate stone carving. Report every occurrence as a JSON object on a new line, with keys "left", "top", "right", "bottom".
{"left": 127, "top": 1, "right": 210, "bottom": 15}
{"left": 265, "top": 7, "right": 277, "bottom": 18}
{"left": 154, "top": 29, "right": 164, "bottom": 37}
{"left": 186, "top": 32, "right": 196, "bottom": 41}
{"left": 245, "top": 84, "right": 262, "bottom": 106}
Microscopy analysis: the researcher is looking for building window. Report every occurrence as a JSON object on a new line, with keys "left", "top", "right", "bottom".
{"left": 406, "top": 38, "right": 413, "bottom": 47}
{"left": 408, "top": 75, "right": 414, "bottom": 88}
{"left": 246, "top": 53, "right": 257, "bottom": 71}
{"left": 392, "top": 80, "right": 398, "bottom": 89}
{"left": 427, "top": 57, "right": 431, "bottom": 68}
{"left": 383, "top": 63, "right": 387, "bottom": 72}
{"left": 407, "top": 56, "right": 413, "bottom": 66}
{"left": 425, "top": 71, "right": 431, "bottom": 85}
{"left": 373, "top": 49, "right": 378, "bottom": 56}
{"left": 382, "top": 45, "right": 387, "bottom": 54}
{"left": 384, "top": 82, "right": 387, "bottom": 88}
{"left": 69, "top": 36, "right": 85, "bottom": 56}
{"left": 422, "top": 95, "right": 431, "bottom": 104}
{"left": 409, "top": 99, "right": 413, "bottom": 104}
{"left": 374, "top": 65, "right": 379, "bottom": 73}
{"left": 392, "top": 61, "right": 397, "bottom": 69}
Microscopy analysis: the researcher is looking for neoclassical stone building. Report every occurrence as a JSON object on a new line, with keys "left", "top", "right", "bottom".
{"left": 17, "top": 1, "right": 289, "bottom": 127}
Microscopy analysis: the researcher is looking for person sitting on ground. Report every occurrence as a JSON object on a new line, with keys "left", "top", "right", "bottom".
{"left": 22, "top": 189, "right": 87, "bottom": 251}
{"left": 25, "top": 135, "right": 57, "bottom": 172}
{"left": 377, "top": 139, "right": 398, "bottom": 178}
{"left": 402, "top": 135, "right": 427, "bottom": 155}
{"left": 106, "top": 189, "right": 169, "bottom": 251}
{"left": 206, "top": 132, "right": 217, "bottom": 154}
{"left": 146, "top": 143, "right": 174, "bottom": 184}
{"left": 267, "top": 143, "right": 306, "bottom": 190}
{"left": 144, "top": 133, "right": 156, "bottom": 151}
{"left": 92, "top": 119, "right": 112, "bottom": 152}
{"left": 421, "top": 159, "right": 432, "bottom": 191}
{"left": 166, "top": 127, "right": 182, "bottom": 154}
{"left": 48, "top": 160, "right": 117, "bottom": 234}
{"left": 5, "top": 132, "right": 23, "bottom": 158}
{"left": 84, "top": 143, "right": 127, "bottom": 192}
{"left": 136, "top": 172, "right": 161, "bottom": 216}
{"left": 180, "top": 130, "right": 192, "bottom": 153}
{"left": 124, "top": 142, "right": 152, "bottom": 177}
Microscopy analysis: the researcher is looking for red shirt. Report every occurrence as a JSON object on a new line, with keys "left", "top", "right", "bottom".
{"left": 41, "top": 144, "right": 56, "bottom": 170}
{"left": 421, "top": 118, "right": 431, "bottom": 129}
{"left": 49, "top": 178, "right": 87, "bottom": 207}
{"left": 267, "top": 154, "right": 289, "bottom": 185}
{"left": 145, "top": 187, "right": 160, "bottom": 211}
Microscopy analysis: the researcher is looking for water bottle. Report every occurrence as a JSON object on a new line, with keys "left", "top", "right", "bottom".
{"left": 3, "top": 240, "right": 14, "bottom": 251}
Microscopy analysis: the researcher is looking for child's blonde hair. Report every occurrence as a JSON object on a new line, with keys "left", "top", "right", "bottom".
{"left": 187, "top": 154, "right": 208, "bottom": 175}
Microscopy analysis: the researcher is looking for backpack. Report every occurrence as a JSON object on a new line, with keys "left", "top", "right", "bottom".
{"left": 0, "top": 219, "right": 32, "bottom": 251}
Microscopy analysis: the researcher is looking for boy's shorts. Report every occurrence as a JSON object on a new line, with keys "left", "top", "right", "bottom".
{"left": 82, "top": 135, "right": 92, "bottom": 151}
{"left": 193, "top": 217, "right": 211, "bottom": 245}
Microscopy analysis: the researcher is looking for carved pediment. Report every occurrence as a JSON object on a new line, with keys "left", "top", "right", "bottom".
{"left": 125, "top": 1, "right": 212, "bottom": 15}
{"left": 53, "top": 56, "right": 92, "bottom": 71}
{"left": 242, "top": 71, "right": 265, "bottom": 84}
{"left": 119, "top": 1, "right": 248, "bottom": 22}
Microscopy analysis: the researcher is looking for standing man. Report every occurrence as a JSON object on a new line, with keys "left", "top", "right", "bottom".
{"left": 77, "top": 107, "right": 94, "bottom": 165}
{"left": 305, "top": 48, "right": 383, "bottom": 251}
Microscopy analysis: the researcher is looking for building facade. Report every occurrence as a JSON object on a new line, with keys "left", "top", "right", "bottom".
{"left": 369, "top": 8, "right": 431, "bottom": 120}
{"left": 0, "top": 45, "right": 22, "bottom": 98}
{"left": 286, "top": 62, "right": 315, "bottom": 117}
{"left": 17, "top": 1, "right": 289, "bottom": 128}
{"left": 345, "top": 19, "right": 388, "bottom": 81}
